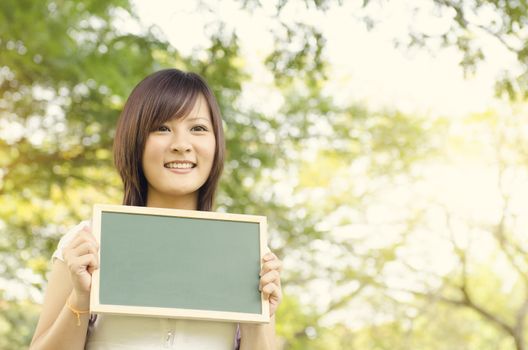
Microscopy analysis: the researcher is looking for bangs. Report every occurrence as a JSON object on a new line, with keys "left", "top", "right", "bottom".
{"left": 139, "top": 72, "right": 206, "bottom": 131}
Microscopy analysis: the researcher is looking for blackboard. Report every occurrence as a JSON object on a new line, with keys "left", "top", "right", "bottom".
{"left": 90, "top": 204, "right": 269, "bottom": 323}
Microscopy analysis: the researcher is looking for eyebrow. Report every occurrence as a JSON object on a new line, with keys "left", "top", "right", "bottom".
{"left": 186, "top": 117, "right": 212, "bottom": 123}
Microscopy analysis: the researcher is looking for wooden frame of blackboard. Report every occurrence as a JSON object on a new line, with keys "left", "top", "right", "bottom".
{"left": 90, "top": 204, "right": 270, "bottom": 323}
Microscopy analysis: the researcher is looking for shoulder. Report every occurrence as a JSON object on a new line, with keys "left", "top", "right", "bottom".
{"left": 51, "top": 220, "right": 91, "bottom": 262}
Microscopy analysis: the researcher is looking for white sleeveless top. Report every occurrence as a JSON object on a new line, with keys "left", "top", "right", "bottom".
{"left": 53, "top": 221, "right": 239, "bottom": 350}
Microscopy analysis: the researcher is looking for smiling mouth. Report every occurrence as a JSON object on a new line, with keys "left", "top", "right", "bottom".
{"left": 164, "top": 162, "right": 196, "bottom": 169}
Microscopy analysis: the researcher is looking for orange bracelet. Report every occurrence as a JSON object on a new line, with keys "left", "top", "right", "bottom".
{"left": 66, "top": 297, "right": 90, "bottom": 326}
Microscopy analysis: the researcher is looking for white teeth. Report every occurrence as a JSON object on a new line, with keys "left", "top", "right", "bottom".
{"left": 165, "top": 162, "right": 194, "bottom": 169}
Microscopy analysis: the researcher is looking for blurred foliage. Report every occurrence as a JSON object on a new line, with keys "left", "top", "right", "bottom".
{"left": 407, "top": 0, "right": 528, "bottom": 99}
{"left": 1, "top": 0, "right": 528, "bottom": 349}
{"left": 0, "top": 292, "right": 40, "bottom": 350}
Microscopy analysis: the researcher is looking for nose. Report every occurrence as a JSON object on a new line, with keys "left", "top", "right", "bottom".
{"left": 170, "top": 139, "right": 192, "bottom": 153}
{"left": 170, "top": 131, "right": 192, "bottom": 153}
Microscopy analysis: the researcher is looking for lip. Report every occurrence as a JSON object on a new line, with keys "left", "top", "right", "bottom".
{"left": 166, "top": 167, "right": 194, "bottom": 174}
{"left": 164, "top": 160, "right": 196, "bottom": 174}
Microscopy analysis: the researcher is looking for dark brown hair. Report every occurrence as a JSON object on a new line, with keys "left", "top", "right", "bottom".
{"left": 113, "top": 69, "right": 225, "bottom": 211}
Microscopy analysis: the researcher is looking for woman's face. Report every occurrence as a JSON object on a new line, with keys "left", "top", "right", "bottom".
{"left": 142, "top": 94, "right": 216, "bottom": 208}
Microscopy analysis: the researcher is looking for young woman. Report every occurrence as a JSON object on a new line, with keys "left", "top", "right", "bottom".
{"left": 30, "top": 69, "right": 283, "bottom": 350}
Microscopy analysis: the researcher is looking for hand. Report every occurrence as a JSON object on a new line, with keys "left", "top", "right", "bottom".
{"left": 62, "top": 225, "right": 99, "bottom": 297}
{"left": 259, "top": 251, "right": 282, "bottom": 317}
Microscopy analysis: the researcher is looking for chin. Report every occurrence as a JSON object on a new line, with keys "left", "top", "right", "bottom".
{"left": 168, "top": 188, "right": 199, "bottom": 197}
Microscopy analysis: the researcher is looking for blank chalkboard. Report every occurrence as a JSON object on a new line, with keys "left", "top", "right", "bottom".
{"left": 90, "top": 204, "right": 269, "bottom": 323}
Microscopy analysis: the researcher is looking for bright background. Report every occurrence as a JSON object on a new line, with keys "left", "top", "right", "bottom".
{"left": 1, "top": 0, "right": 528, "bottom": 349}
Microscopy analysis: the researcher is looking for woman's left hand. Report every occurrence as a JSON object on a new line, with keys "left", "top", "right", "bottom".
{"left": 259, "top": 251, "right": 282, "bottom": 317}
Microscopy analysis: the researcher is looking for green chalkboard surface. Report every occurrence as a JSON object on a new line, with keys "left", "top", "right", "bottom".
{"left": 90, "top": 204, "right": 269, "bottom": 323}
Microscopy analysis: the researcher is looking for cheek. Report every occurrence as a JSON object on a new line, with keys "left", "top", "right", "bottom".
{"left": 209, "top": 138, "right": 216, "bottom": 153}
{"left": 143, "top": 137, "right": 166, "bottom": 160}
{"left": 206, "top": 139, "right": 216, "bottom": 163}
{"left": 142, "top": 138, "right": 162, "bottom": 173}
{"left": 198, "top": 137, "right": 216, "bottom": 162}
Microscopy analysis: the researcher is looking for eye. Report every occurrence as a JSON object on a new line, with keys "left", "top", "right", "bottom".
{"left": 191, "top": 125, "right": 208, "bottom": 132}
{"left": 155, "top": 125, "right": 170, "bottom": 132}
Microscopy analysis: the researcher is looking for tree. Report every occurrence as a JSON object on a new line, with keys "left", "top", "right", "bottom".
{"left": 299, "top": 106, "right": 528, "bottom": 349}
{"left": 4, "top": 0, "right": 527, "bottom": 348}
{"left": 0, "top": 1, "right": 168, "bottom": 347}
{"left": 0, "top": 0, "right": 341, "bottom": 347}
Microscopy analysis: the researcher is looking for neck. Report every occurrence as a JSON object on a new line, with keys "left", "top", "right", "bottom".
{"left": 145, "top": 192, "right": 199, "bottom": 210}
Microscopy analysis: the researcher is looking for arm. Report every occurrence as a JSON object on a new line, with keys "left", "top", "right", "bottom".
{"left": 30, "top": 227, "right": 99, "bottom": 350}
{"left": 239, "top": 316, "right": 277, "bottom": 350}
{"left": 240, "top": 251, "right": 282, "bottom": 350}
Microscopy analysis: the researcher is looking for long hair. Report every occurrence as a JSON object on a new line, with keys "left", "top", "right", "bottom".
{"left": 113, "top": 69, "right": 225, "bottom": 211}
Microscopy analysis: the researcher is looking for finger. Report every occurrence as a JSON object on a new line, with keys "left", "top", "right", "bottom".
{"left": 80, "top": 253, "right": 99, "bottom": 270}
{"left": 72, "top": 253, "right": 98, "bottom": 269}
{"left": 78, "top": 227, "right": 97, "bottom": 245}
{"left": 68, "top": 231, "right": 98, "bottom": 250}
{"left": 64, "top": 241, "right": 98, "bottom": 262}
{"left": 87, "top": 265, "right": 97, "bottom": 274}
{"left": 259, "top": 272, "right": 281, "bottom": 290}
{"left": 87, "top": 254, "right": 100, "bottom": 274}
{"left": 67, "top": 235, "right": 88, "bottom": 250}
{"left": 259, "top": 270, "right": 280, "bottom": 289}
{"left": 71, "top": 241, "right": 99, "bottom": 257}
{"left": 65, "top": 235, "right": 84, "bottom": 250}
{"left": 261, "top": 283, "right": 280, "bottom": 299}
{"left": 271, "top": 287, "right": 283, "bottom": 304}
{"left": 260, "top": 260, "right": 282, "bottom": 275}
{"left": 68, "top": 253, "right": 99, "bottom": 274}
{"left": 262, "top": 251, "right": 278, "bottom": 262}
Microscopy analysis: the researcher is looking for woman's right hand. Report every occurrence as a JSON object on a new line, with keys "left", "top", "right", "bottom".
{"left": 62, "top": 225, "right": 100, "bottom": 297}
